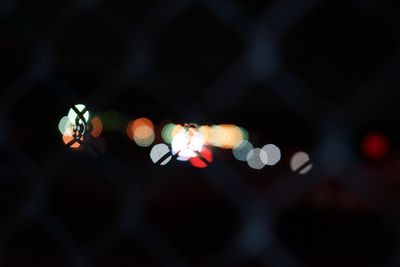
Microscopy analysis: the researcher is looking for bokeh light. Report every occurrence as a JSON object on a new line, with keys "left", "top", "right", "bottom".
{"left": 171, "top": 126, "right": 204, "bottom": 161}
{"left": 161, "top": 123, "right": 176, "bottom": 144}
{"left": 290, "top": 151, "right": 313, "bottom": 175}
{"left": 233, "top": 140, "right": 253, "bottom": 161}
{"left": 58, "top": 116, "right": 73, "bottom": 135}
{"left": 211, "top": 124, "right": 246, "bottom": 149}
{"left": 90, "top": 116, "right": 103, "bottom": 138}
{"left": 190, "top": 147, "right": 213, "bottom": 168}
{"left": 246, "top": 148, "right": 267, "bottom": 170}
{"left": 261, "top": 144, "right": 281, "bottom": 166}
{"left": 150, "top": 143, "right": 172, "bottom": 165}
{"left": 198, "top": 125, "right": 213, "bottom": 145}
{"left": 68, "top": 104, "right": 89, "bottom": 126}
{"left": 127, "top": 117, "right": 155, "bottom": 147}
{"left": 62, "top": 130, "right": 83, "bottom": 149}
{"left": 361, "top": 132, "right": 389, "bottom": 160}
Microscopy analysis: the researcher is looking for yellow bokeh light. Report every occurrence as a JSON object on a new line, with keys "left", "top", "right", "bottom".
{"left": 211, "top": 124, "right": 244, "bottom": 149}
{"left": 198, "top": 125, "right": 213, "bottom": 145}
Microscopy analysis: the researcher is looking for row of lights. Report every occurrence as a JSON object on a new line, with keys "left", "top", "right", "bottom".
{"left": 58, "top": 104, "right": 313, "bottom": 173}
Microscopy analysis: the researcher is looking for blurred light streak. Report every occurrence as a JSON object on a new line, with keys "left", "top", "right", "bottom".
{"left": 211, "top": 124, "right": 245, "bottom": 149}
{"left": 198, "top": 125, "right": 213, "bottom": 145}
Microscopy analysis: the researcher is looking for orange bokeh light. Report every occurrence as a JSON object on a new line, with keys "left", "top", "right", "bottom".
{"left": 127, "top": 117, "right": 154, "bottom": 140}
{"left": 212, "top": 124, "right": 244, "bottom": 149}
{"left": 91, "top": 116, "right": 103, "bottom": 137}
{"left": 127, "top": 117, "right": 155, "bottom": 147}
{"left": 62, "top": 130, "right": 82, "bottom": 149}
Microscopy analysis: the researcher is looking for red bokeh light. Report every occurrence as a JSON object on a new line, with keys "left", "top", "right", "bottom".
{"left": 190, "top": 147, "right": 213, "bottom": 168}
{"left": 361, "top": 133, "right": 390, "bottom": 160}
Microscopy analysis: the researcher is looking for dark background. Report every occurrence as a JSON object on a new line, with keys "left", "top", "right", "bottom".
{"left": 0, "top": 0, "right": 400, "bottom": 266}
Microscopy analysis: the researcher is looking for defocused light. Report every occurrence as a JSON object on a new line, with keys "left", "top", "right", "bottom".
{"left": 361, "top": 133, "right": 389, "bottom": 160}
{"left": 150, "top": 143, "right": 172, "bottom": 165}
{"left": 60, "top": 104, "right": 92, "bottom": 149}
{"left": 246, "top": 148, "right": 267, "bottom": 170}
{"left": 68, "top": 104, "right": 89, "bottom": 125}
{"left": 58, "top": 116, "right": 73, "bottom": 135}
{"left": 239, "top": 127, "right": 249, "bottom": 142}
{"left": 190, "top": 147, "right": 213, "bottom": 168}
{"left": 171, "top": 126, "right": 204, "bottom": 161}
{"left": 233, "top": 140, "right": 253, "bottom": 161}
{"left": 102, "top": 111, "right": 125, "bottom": 131}
{"left": 212, "top": 124, "right": 245, "bottom": 149}
{"left": 90, "top": 116, "right": 103, "bottom": 137}
{"left": 261, "top": 144, "right": 281, "bottom": 166}
{"left": 62, "top": 130, "right": 83, "bottom": 149}
{"left": 290, "top": 151, "right": 312, "bottom": 175}
{"left": 134, "top": 125, "right": 155, "bottom": 147}
{"left": 161, "top": 123, "right": 176, "bottom": 144}
{"left": 127, "top": 117, "right": 155, "bottom": 147}
{"left": 198, "top": 125, "right": 213, "bottom": 145}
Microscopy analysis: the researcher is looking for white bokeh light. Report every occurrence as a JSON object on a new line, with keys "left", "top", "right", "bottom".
{"left": 68, "top": 104, "right": 89, "bottom": 125}
{"left": 171, "top": 128, "right": 204, "bottom": 161}
{"left": 261, "top": 144, "right": 281, "bottom": 166}
{"left": 150, "top": 144, "right": 172, "bottom": 165}
{"left": 246, "top": 148, "right": 267, "bottom": 170}
{"left": 290, "top": 151, "right": 313, "bottom": 175}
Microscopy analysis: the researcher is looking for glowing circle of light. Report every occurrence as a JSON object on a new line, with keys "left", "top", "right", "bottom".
{"left": 290, "top": 151, "right": 313, "bottom": 175}
{"left": 62, "top": 132, "right": 83, "bottom": 149}
{"left": 161, "top": 123, "right": 176, "bottom": 144}
{"left": 233, "top": 140, "right": 253, "bottom": 161}
{"left": 58, "top": 116, "right": 74, "bottom": 135}
{"left": 171, "top": 127, "right": 204, "bottom": 161}
{"left": 150, "top": 144, "right": 172, "bottom": 165}
{"left": 261, "top": 144, "right": 281, "bottom": 166}
{"left": 190, "top": 147, "right": 213, "bottom": 168}
{"left": 127, "top": 117, "right": 155, "bottom": 147}
{"left": 134, "top": 125, "right": 155, "bottom": 147}
{"left": 68, "top": 104, "right": 89, "bottom": 125}
{"left": 361, "top": 133, "right": 389, "bottom": 160}
{"left": 246, "top": 148, "right": 267, "bottom": 170}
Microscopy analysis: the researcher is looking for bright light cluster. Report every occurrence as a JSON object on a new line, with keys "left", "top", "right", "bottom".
{"left": 162, "top": 123, "right": 248, "bottom": 149}
{"left": 58, "top": 104, "right": 103, "bottom": 149}
{"left": 58, "top": 107, "right": 312, "bottom": 173}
